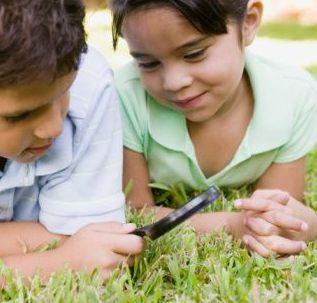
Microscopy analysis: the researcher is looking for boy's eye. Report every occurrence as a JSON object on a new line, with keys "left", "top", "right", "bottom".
{"left": 137, "top": 61, "right": 160, "bottom": 71}
{"left": 184, "top": 49, "right": 207, "bottom": 60}
{"left": 4, "top": 112, "right": 31, "bottom": 123}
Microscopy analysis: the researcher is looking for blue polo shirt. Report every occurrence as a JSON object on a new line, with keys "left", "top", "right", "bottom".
{"left": 0, "top": 47, "right": 125, "bottom": 235}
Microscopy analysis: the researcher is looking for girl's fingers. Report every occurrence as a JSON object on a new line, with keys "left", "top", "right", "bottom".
{"left": 235, "top": 198, "right": 292, "bottom": 214}
{"left": 245, "top": 216, "right": 280, "bottom": 236}
{"left": 252, "top": 189, "right": 290, "bottom": 205}
{"left": 256, "top": 235, "right": 307, "bottom": 255}
{"left": 260, "top": 211, "right": 308, "bottom": 232}
{"left": 242, "top": 234, "right": 272, "bottom": 257}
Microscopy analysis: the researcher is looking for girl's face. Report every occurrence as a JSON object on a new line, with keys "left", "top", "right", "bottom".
{"left": 122, "top": 7, "right": 249, "bottom": 123}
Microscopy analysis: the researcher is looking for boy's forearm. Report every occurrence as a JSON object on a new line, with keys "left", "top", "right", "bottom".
{"left": 2, "top": 249, "right": 66, "bottom": 283}
{"left": 0, "top": 222, "right": 67, "bottom": 256}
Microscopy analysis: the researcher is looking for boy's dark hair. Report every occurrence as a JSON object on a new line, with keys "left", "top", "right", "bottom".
{"left": 0, "top": 0, "right": 87, "bottom": 87}
{"left": 110, "top": 0, "right": 249, "bottom": 49}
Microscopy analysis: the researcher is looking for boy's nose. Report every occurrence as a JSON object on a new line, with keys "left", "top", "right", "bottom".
{"left": 33, "top": 103, "right": 64, "bottom": 140}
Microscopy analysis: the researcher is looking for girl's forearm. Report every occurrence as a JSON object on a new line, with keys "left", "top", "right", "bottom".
{"left": 0, "top": 222, "right": 67, "bottom": 256}
{"left": 287, "top": 197, "right": 317, "bottom": 241}
{"left": 143, "top": 205, "right": 238, "bottom": 234}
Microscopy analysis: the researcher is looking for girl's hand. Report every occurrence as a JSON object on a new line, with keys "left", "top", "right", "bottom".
{"left": 234, "top": 189, "right": 308, "bottom": 256}
{"left": 56, "top": 222, "right": 145, "bottom": 280}
{"left": 236, "top": 189, "right": 308, "bottom": 237}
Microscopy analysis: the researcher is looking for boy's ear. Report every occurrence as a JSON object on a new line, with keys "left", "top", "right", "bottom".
{"left": 242, "top": 0, "right": 263, "bottom": 46}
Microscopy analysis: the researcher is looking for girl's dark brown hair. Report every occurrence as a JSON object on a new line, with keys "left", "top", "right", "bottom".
{"left": 0, "top": 0, "right": 87, "bottom": 87}
{"left": 110, "top": 0, "right": 249, "bottom": 49}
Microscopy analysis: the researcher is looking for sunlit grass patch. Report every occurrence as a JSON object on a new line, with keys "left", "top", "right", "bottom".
{"left": 307, "top": 65, "right": 317, "bottom": 80}
{"left": 258, "top": 22, "right": 317, "bottom": 41}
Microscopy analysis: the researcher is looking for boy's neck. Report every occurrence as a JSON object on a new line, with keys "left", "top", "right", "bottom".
{"left": 0, "top": 157, "right": 7, "bottom": 172}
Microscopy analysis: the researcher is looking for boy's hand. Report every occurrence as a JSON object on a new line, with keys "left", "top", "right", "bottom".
{"left": 234, "top": 189, "right": 308, "bottom": 257}
{"left": 56, "top": 222, "right": 145, "bottom": 280}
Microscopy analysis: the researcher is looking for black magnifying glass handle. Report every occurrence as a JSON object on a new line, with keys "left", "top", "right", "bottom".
{"left": 130, "top": 186, "right": 220, "bottom": 240}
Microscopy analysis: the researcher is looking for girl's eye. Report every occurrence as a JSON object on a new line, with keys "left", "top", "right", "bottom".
{"left": 4, "top": 112, "right": 31, "bottom": 123}
{"left": 184, "top": 49, "right": 207, "bottom": 60}
{"left": 138, "top": 61, "right": 160, "bottom": 71}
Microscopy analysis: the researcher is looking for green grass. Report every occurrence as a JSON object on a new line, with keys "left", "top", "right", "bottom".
{"left": 258, "top": 22, "right": 317, "bottom": 41}
{"left": 1, "top": 150, "right": 317, "bottom": 302}
{"left": 308, "top": 65, "right": 317, "bottom": 80}
{"left": 1, "top": 12, "right": 317, "bottom": 303}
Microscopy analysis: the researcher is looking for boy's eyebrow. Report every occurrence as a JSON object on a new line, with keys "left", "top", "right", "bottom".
{"left": 130, "top": 36, "right": 210, "bottom": 59}
{"left": 0, "top": 81, "right": 73, "bottom": 117}
{"left": 0, "top": 106, "right": 42, "bottom": 117}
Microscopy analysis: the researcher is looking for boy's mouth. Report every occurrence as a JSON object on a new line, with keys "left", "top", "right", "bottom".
{"left": 26, "top": 143, "right": 52, "bottom": 156}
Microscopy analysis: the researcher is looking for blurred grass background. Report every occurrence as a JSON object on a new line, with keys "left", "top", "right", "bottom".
{"left": 83, "top": 1, "right": 317, "bottom": 74}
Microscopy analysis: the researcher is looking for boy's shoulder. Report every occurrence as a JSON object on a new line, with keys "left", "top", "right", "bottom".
{"left": 69, "top": 46, "right": 115, "bottom": 118}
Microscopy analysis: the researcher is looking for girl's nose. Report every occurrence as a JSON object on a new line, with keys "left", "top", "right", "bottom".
{"left": 162, "top": 65, "right": 193, "bottom": 92}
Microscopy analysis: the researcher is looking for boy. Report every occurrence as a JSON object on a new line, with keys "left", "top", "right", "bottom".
{"left": 0, "top": 0, "right": 144, "bottom": 281}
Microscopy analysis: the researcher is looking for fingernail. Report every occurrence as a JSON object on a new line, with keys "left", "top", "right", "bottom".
{"left": 235, "top": 200, "right": 243, "bottom": 208}
{"left": 301, "top": 242, "right": 307, "bottom": 250}
{"left": 301, "top": 222, "right": 309, "bottom": 231}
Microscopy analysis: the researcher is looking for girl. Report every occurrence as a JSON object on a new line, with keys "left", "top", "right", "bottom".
{"left": 110, "top": 0, "right": 317, "bottom": 257}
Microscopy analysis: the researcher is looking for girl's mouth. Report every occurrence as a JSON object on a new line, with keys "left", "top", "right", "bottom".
{"left": 172, "top": 92, "right": 206, "bottom": 109}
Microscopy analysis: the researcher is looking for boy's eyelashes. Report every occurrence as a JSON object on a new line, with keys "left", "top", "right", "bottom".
{"left": 3, "top": 112, "right": 31, "bottom": 123}
{"left": 137, "top": 48, "right": 208, "bottom": 71}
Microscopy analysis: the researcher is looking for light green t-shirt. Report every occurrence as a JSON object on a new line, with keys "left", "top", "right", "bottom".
{"left": 115, "top": 51, "right": 317, "bottom": 190}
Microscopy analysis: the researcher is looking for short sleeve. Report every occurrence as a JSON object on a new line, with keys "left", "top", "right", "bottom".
{"left": 38, "top": 51, "right": 126, "bottom": 235}
{"left": 115, "top": 65, "right": 148, "bottom": 154}
{"left": 274, "top": 84, "right": 317, "bottom": 163}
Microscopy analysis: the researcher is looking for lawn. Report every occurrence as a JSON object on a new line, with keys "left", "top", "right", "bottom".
{"left": 1, "top": 12, "right": 317, "bottom": 303}
{"left": 258, "top": 22, "right": 317, "bottom": 41}
{"left": 2, "top": 151, "right": 317, "bottom": 302}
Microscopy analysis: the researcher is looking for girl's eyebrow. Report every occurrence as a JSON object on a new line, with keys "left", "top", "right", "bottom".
{"left": 130, "top": 36, "right": 210, "bottom": 59}
{"left": 175, "top": 36, "right": 210, "bottom": 51}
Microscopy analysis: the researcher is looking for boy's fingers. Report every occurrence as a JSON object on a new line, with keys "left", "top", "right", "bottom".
{"left": 242, "top": 235, "right": 272, "bottom": 257}
{"left": 104, "top": 233, "right": 146, "bottom": 255}
{"left": 252, "top": 190, "right": 290, "bottom": 205}
{"left": 257, "top": 235, "right": 307, "bottom": 255}
{"left": 85, "top": 222, "right": 137, "bottom": 234}
{"left": 260, "top": 211, "right": 308, "bottom": 232}
{"left": 245, "top": 216, "right": 280, "bottom": 236}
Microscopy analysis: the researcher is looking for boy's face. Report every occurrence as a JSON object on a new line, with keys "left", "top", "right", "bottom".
{"left": 0, "top": 73, "right": 76, "bottom": 163}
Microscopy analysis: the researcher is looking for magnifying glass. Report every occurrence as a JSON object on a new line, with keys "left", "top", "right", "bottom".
{"left": 130, "top": 185, "right": 220, "bottom": 240}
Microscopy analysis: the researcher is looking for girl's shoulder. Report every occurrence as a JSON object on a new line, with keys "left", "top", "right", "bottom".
{"left": 114, "top": 61, "right": 143, "bottom": 93}
{"left": 246, "top": 51, "right": 317, "bottom": 111}
{"left": 114, "top": 61, "right": 149, "bottom": 109}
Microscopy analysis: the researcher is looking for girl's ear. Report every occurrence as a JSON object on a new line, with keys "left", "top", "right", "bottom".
{"left": 242, "top": 0, "right": 263, "bottom": 46}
